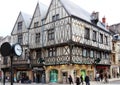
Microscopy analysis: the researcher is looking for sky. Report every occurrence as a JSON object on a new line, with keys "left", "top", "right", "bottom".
{"left": 0, "top": 0, "right": 120, "bottom": 37}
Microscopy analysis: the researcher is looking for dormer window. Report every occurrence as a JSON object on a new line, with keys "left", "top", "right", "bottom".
{"left": 17, "top": 21, "right": 22, "bottom": 30}
{"left": 91, "top": 12, "right": 99, "bottom": 25}
{"left": 52, "top": 14, "right": 59, "bottom": 21}
{"left": 34, "top": 21, "right": 39, "bottom": 28}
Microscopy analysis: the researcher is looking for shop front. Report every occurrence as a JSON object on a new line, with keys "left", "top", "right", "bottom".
{"left": 45, "top": 64, "right": 94, "bottom": 83}
{"left": 32, "top": 67, "right": 45, "bottom": 83}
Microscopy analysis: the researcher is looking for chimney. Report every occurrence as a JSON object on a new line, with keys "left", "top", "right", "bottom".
{"left": 91, "top": 11, "right": 99, "bottom": 25}
{"left": 102, "top": 16, "right": 106, "bottom": 24}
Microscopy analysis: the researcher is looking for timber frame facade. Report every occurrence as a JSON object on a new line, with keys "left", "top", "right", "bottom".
{"left": 1, "top": 0, "right": 112, "bottom": 83}
{"left": 28, "top": 0, "right": 112, "bottom": 83}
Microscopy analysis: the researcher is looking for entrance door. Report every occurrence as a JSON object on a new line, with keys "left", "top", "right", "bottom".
{"left": 81, "top": 70, "right": 86, "bottom": 80}
{"left": 62, "top": 72, "right": 68, "bottom": 83}
{"left": 50, "top": 69, "right": 58, "bottom": 82}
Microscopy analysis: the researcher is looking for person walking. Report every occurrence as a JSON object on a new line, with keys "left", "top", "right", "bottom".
{"left": 68, "top": 75, "right": 73, "bottom": 85}
{"left": 80, "top": 75, "right": 84, "bottom": 85}
{"left": 85, "top": 75, "right": 90, "bottom": 85}
{"left": 76, "top": 77, "right": 80, "bottom": 85}
{"left": 104, "top": 73, "right": 108, "bottom": 83}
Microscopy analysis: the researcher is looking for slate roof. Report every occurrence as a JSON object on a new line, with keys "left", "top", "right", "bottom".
{"left": 38, "top": 2, "right": 48, "bottom": 19}
{"left": 60, "top": 0, "right": 109, "bottom": 32}
{"left": 21, "top": 12, "right": 32, "bottom": 28}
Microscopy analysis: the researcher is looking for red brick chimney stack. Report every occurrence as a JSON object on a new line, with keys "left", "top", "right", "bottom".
{"left": 102, "top": 16, "right": 106, "bottom": 24}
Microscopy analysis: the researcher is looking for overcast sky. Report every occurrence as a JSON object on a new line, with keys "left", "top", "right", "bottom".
{"left": 0, "top": 0, "right": 120, "bottom": 37}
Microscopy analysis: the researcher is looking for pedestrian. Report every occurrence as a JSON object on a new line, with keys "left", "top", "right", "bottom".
{"left": 85, "top": 75, "right": 90, "bottom": 85}
{"left": 80, "top": 75, "right": 84, "bottom": 85}
{"left": 100, "top": 73, "right": 103, "bottom": 82}
{"left": 96, "top": 72, "right": 100, "bottom": 81}
{"left": 76, "top": 77, "right": 80, "bottom": 85}
{"left": 104, "top": 73, "right": 108, "bottom": 83}
{"left": 68, "top": 75, "right": 73, "bottom": 85}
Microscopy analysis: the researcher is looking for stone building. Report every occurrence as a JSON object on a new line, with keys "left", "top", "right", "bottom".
{"left": 109, "top": 24, "right": 120, "bottom": 78}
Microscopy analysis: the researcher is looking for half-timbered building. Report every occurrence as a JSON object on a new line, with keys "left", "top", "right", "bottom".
{"left": 29, "top": 0, "right": 112, "bottom": 83}
{"left": 11, "top": 12, "right": 32, "bottom": 82}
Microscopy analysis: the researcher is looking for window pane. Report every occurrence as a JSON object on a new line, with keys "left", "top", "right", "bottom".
{"left": 90, "top": 50, "right": 94, "bottom": 58}
{"left": 83, "top": 49, "right": 86, "bottom": 57}
{"left": 18, "top": 34, "right": 23, "bottom": 44}
{"left": 93, "top": 30, "right": 96, "bottom": 41}
{"left": 85, "top": 28, "right": 90, "bottom": 39}
{"left": 17, "top": 22, "right": 22, "bottom": 30}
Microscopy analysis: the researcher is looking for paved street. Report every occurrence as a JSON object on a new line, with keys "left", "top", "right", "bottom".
{"left": 0, "top": 78, "right": 120, "bottom": 85}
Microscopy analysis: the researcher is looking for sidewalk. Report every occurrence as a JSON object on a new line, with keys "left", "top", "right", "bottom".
{"left": 0, "top": 78, "right": 120, "bottom": 85}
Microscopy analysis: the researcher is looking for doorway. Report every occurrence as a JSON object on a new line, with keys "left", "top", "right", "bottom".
{"left": 50, "top": 69, "right": 58, "bottom": 82}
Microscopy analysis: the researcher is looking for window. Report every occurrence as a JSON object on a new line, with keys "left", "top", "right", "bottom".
{"left": 100, "top": 52, "right": 104, "bottom": 58}
{"left": 34, "top": 21, "right": 39, "bottom": 28}
{"left": 35, "top": 33, "right": 40, "bottom": 43}
{"left": 97, "top": 51, "right": 100, "bottom": 58}
{"left": 84, "top": 27, "right": 90, "bottom": 39}
{"left": 52, "top": 15, "right": 56, "bottom": 21}
{"left": 105, "top": 53, "right": 109, "bottom": 59}
{"left": 56, "top": 14, "right": 59, "bottom": 20}
{"left": 48, "top": 48, "right": 56, "bottom": 57}
{"left": 90, "top": 50, "right": 94, "bottom": 58}
{"left": 52, "top": 14, "right": 59, "bottom": 21}
{"left": 36, "top": 50, "right": 41, "bottom": 58}
{"left": 93, "top": 30, "right": 96, "bottom": 41}
{"left": 25, "top": 49, "right": 28, "bottom": 59}
{"left": 105, "top": 36, "right": 108, "bottom": 45}
{"left": 17, "top": 21, "right": 22, "bottom": 30}
{"left": 42, "top": 19, "right": 45, "bottom": 25}
{"left": 18, "top": 34, "right": 23, "bottom": 44}
{"left": 48, "top": 29, "right": 54, "bottom": 41}
{"left": 83, "top": 48, "right": 87, "bottom": 57}
{"left": 94, "top": 50, "right": 97, "bottom": 58}
{"left": 100, "top": 33, "right": 103, "bottom": 43}
{"left": 86, "top": 49, "right": 90, "bottom": 57}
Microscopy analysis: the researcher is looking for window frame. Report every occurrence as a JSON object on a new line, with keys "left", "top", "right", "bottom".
{"left": 84, "top": 27, "right": 90, "bottom": 39}
{"left": 17, "top": 21, "right": 22, "bottom": 30}
{"left": 48, "top": 48, "right": 56, "bottom": 57}
{"left": 100, "top": 33, "right": 103, "bottom": 44}
{"left": 35, "top": 33, "right": 40, "bottom": 43}
{"left": 18, "top": 34, "right": 23, "bottom": 44}
{"left": 34, "top": 21, "right": 39, "bottom": 28}
{"left": 48, "top": 29, "right": 55, "bottom": 41}
{"left": 92, "top": 30, "right": 97, "bottom": 41}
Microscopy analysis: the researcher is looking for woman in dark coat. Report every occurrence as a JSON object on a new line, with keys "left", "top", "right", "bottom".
{"left": 68, "top": 75, "right": 73, "bottom": 85}
{"left": 85, "top": 75, "right": 90, "bottom": 85}
{"left": 76, "top": 77, "right": 80, "bottom": 85}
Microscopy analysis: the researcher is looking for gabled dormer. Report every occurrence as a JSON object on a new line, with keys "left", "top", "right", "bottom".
{"left": 29, "top": 2, "right": 48, "bottom": 29}
{"left": 11, "top": 12, "right": 32, "bottom": 44}
{"left": 45, "top": 0, "right": 69, "bottom": 24}
{"left": 11, "top": 12, "right": 32, "bottom": 35}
